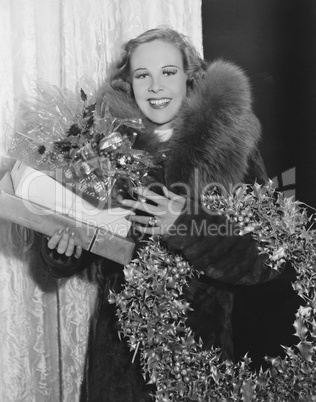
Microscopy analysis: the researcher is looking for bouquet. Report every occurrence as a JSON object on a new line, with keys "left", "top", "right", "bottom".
{"left": 8, "top": 78, "right": 156, "bottom": 206}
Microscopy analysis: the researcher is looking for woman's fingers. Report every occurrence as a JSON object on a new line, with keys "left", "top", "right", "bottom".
{"left": 126, "top": 215, "right": 154, "bottom": 225}
{"left": 56, "top": 228, "right": 71, "bottom": 254}
{"left": 126, "top": 215, "right": 161, "bottom": 228}
{"left": 74, "top": 246, "right": 83, "bottom": 259}
{"left": 120, "top": 198, "right": 162, "bottom": 215}
{"left": 121, "top": 186, "right": 183, "bottom": 211}
{"left": 47, "top": 229, "right": 64, "bottom": 250}
{"left": 133, "top": 186, "right": 170, "bottom": 206}
{"left": 64, "top": 231, "right": 76, "bottom": 257}
{"left": 47, "top": 228, "right": 81, "bottom": 258}
{"left": 136, "top": 185, "right": 185, "bottom": 203}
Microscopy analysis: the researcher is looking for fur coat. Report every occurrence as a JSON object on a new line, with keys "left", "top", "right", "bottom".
{"left": 42, "top": 60, "right": 280, "bottom": 402}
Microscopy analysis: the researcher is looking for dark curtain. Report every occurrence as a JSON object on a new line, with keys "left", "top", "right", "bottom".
{"left": 202, "top": 0, "right": 315, "bottom": 370}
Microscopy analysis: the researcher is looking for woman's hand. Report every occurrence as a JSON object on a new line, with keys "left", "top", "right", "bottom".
{"left": 47, "top": 228, "right": 83, "bottom": 259}
{"left": 120, "top": 186, "right": 186, "bottom": 235}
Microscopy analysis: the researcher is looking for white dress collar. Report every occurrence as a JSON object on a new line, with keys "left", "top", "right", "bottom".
{"left": 154, "top": 128, "right": 173, "bottom": 142}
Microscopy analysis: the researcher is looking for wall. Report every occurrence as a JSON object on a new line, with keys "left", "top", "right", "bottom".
{"left": 202, "top": 0, "right": 316, "bottom": 207}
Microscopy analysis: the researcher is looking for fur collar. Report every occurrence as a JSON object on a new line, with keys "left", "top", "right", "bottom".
{"left": 96, "top": 60, "right": 262, "bottom": 191}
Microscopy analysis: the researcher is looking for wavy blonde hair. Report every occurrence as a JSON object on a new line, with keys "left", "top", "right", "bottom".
{"left": 107, "top": 27, "right": 206, "bottom": 96}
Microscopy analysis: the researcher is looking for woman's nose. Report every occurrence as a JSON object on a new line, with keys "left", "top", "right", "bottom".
{"left": 148, "top": 77, "right": 163, "bottom": 93}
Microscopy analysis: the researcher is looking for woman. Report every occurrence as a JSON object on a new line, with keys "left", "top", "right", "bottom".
{"left": 42, "top": 27, "right": 280, "bottom": 401}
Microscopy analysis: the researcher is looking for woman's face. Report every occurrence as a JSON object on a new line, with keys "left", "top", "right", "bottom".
{"left": 130, "top": 40, "right": 187, "bottom": 131}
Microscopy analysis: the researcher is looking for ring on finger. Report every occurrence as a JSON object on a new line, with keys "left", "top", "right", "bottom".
{"left": 148, "top": 216, "right": 158, "bottom": 227}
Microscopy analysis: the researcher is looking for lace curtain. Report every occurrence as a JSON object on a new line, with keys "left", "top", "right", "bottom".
{"left": 0, "top": 1, "right": 202, "bottom": 401}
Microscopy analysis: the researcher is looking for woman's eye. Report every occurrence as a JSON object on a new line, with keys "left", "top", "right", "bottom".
{"left": 163, "top": 68, "right": 177, "bottom": 76}
{"left": 134, "top": 72, "right": 149, "bottom": 79}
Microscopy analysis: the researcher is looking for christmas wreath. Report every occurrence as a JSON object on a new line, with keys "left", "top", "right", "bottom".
{"left": 110, "top": 182, "right": 316, "bottom": 401}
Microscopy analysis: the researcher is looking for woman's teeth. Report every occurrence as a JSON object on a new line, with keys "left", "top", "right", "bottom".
{"left": 148, "top": 99, "right": 170, "bottom": 106}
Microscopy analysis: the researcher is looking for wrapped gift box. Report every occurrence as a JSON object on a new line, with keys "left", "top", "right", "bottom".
{"left": 11, "top": 161, "right": 134, "bottom": 237}
{"left": 11, "top": 161, "right": 75, "bottom": 215}
{"left": 0, "top": 170, "right": 135, "bottom": 265}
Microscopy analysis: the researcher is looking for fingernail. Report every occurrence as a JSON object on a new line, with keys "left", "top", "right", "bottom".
{"left": 64, "top": 227, "right": 70, "bottom": 234}
{"left": 125, "top": 215, "right": 131, "bottom": 221}
{"left": 57, "top": 229, "right": 63, "bottom": 235}
{"left": 70, "top": 231, "right": 75, "bottom": 238}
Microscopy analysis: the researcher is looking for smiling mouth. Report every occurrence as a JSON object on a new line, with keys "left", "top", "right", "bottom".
{"left": 148, "top": 98, "right": 171, "bottom": 108}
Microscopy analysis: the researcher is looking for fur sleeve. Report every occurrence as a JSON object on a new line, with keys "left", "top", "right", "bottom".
{"left": 163, "top": 202, "right": 278, "bottom": 285}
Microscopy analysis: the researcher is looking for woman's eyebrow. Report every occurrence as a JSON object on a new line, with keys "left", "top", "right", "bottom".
{"left": 162, "top": 64, "right": 181, "bottom": 69}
